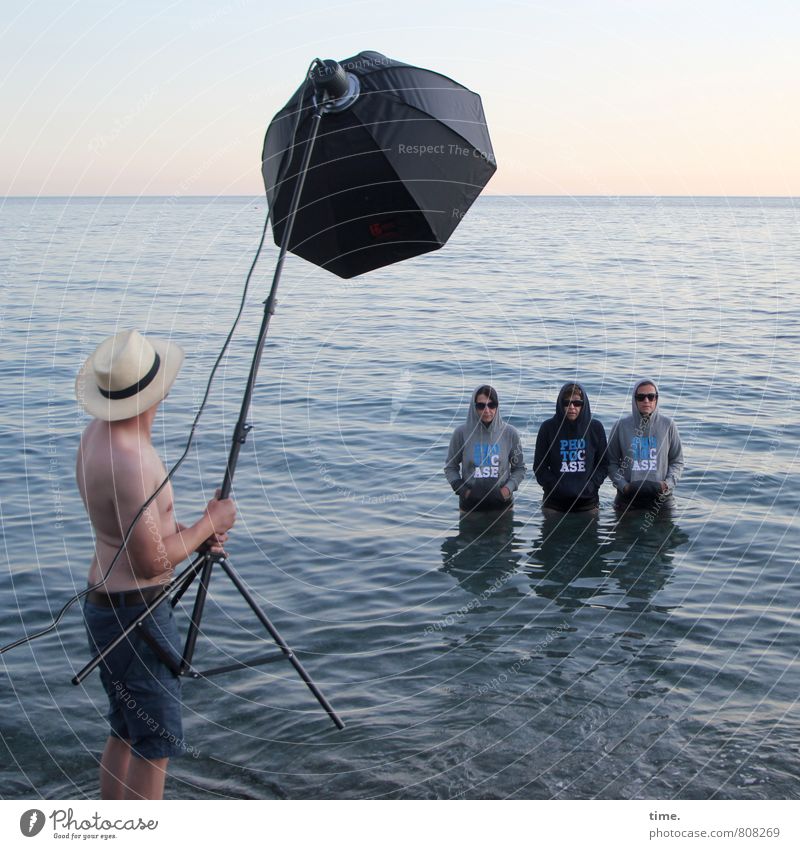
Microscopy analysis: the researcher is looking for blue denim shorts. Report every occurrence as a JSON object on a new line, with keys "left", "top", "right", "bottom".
{"left": 84, "top": 596, "right": 185, "bottom": 760}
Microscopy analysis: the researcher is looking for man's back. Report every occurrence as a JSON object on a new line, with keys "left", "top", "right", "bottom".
{"left": 77, "top": 417, "right": 176, "bottom": 592}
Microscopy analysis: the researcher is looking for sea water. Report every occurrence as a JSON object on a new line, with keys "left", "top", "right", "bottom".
{"left": 0, "top": 195, "right": 798, "bottom": 798}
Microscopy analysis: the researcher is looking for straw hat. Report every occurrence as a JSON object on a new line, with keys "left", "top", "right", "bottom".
{"left": 75, "top": 329, "right": 184, "bottom": 421}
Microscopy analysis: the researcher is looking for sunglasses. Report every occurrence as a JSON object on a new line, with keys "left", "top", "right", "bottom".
{"left": 636, "top": 393, "right": 658, "bottom": 402}
{"left": 561, "top": 399, "right": 584, "bottom": 408}
{"left": 475, "top": 401, "right": 498, "bottom": 410}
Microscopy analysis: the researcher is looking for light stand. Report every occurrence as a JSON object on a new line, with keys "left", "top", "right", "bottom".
{"left": 73, "top": 63, "right": 360, "bottom": 731}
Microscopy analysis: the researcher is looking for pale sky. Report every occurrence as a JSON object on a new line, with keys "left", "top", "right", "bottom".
{"left": 1, "top": 0, "right": 798, "bottom": 196}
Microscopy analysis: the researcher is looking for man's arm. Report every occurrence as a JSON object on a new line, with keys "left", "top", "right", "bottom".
{"left": 444, "top": 428, "right": 466, "bottom": 492}
{"left": 590, "top": 422, "right": 609, "bottom": 491}
{"left": 664, "top": 421, "right": 684, "bottom": 493}
{"left": 607, "top": 422, "right": 628, "bottom": 492}
{"left": 116, "top": 457, "right": 235, "bottom": 580}
{"left": 533, "top": 422, "right": 557, "bottom": 491}
{"left": 176, "top": 522, "right": 229, "bottom": 556}
{"left": 504, "top": 429, "right": 526, "bottom": 494}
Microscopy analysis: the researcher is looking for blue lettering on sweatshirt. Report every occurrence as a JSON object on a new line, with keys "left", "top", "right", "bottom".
{"left": 559, "top": 438, "right": 586, "bottom": 473}
{"left": 473, "top": 443, "right": 500, "bottom": 479}
{"left": 632, "top": 436, "right": 658, "bottom": 471}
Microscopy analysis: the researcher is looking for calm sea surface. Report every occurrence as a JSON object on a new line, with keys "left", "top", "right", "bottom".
{"left": 1, "top": 196, "right": 798, "bottom": 799}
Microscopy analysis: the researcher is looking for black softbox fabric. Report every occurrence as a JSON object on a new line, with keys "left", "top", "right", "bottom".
{"left": 262, "top": 51, "right": 497, "bottom": 279}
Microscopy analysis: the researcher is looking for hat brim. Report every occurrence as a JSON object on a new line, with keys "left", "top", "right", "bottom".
{"left": 75, "top": 338, "right": 185, "bottom": 421}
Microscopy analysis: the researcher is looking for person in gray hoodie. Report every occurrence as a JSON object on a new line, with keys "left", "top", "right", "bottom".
{"left": 607, "top": 378, "right": 684, "bottom": 511}
{"left": 444, "top": 385, "right": 525, "bottom": 512}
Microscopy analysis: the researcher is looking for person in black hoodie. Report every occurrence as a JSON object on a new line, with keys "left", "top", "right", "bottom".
{"left": 533, "top": 382, "right": 608, "bottom": 514}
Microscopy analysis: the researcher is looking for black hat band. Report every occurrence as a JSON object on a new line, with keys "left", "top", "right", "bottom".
{"left": 98, "top": 352, "right": 161, "bottom": 400}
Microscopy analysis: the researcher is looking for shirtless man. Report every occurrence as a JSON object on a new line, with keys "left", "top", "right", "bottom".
{"left": 75, "top": 329, "right": 236, "bottom": 800}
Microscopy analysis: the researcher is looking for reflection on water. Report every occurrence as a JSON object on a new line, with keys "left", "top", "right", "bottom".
{"left": 528, "top": 511, "right": 689, "bottom": 613}
{"left": 440, "top": 508, "right": 524, "bottom": 596}
{"left": 3, "top": 196, "right": 800, "bottom": 798}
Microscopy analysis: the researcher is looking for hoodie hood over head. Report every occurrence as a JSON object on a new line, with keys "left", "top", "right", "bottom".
{"left": 553, "top": 381, "right": 593, "bottom": 434}
{"left": 631, "top": 377, "right": 659, "bottom": 421}
{"left": 443, "top": 385, "right": 526, "bottom": 509}
{"left": 533, "top": 381, "right": 609, "bottom": 510}
{"left": 464, "top": 385, "right": 504, "bottom": 437}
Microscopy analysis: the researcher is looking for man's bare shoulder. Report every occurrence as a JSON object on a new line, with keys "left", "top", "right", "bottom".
{"left": 79, "top": 420, "right": 160, "bottom": 495}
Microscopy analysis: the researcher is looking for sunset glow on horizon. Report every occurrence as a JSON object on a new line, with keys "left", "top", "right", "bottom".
{"left": 2, "top": 0, "right": 798, "bottom": 198}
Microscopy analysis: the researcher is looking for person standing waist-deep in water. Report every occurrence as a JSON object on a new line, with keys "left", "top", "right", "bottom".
{"left": 533, "top": 382, "right": 608, "bottom": 516}
{"left": 75, "top": 329, "right": 236, "bottom": 800}
{"left": 607, "top": 378, "right": 684, "bottom": 512}
{"left": 444, "top": 385, "right": 525, "bottom": 513}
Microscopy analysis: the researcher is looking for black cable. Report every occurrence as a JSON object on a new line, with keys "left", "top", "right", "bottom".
{"left": 0, "top": 209, "right": 269, "bottom": 655}
{"left": 1, "top": 60, "right": 322, "bottom": 657}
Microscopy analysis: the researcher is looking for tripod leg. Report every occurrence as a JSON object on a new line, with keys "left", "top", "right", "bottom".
{"left": 179, "top": 552, "right": 215, "bottom": 675}
{"left": 72, "top": 559, "right": 203, "bottom": 686}
{"left": 170, "top": 555, "right": 205, "bottom": 607}
{"left": 217, "top": 557, "right": 345, "bottom": 730}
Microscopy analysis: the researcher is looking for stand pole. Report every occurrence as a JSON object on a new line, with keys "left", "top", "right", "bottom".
{"left": 221, "top": 105, "right": 324, "bottom": 500}
{"left": 74, "top": 102, "right": 344, "bottom": 730}
{"left": 178, "top": 103, "right": 325, "bottom": 670}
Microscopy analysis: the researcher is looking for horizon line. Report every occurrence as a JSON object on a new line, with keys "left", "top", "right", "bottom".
{"left": 2, "top": 193, "right": 798, "bottom": 200}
